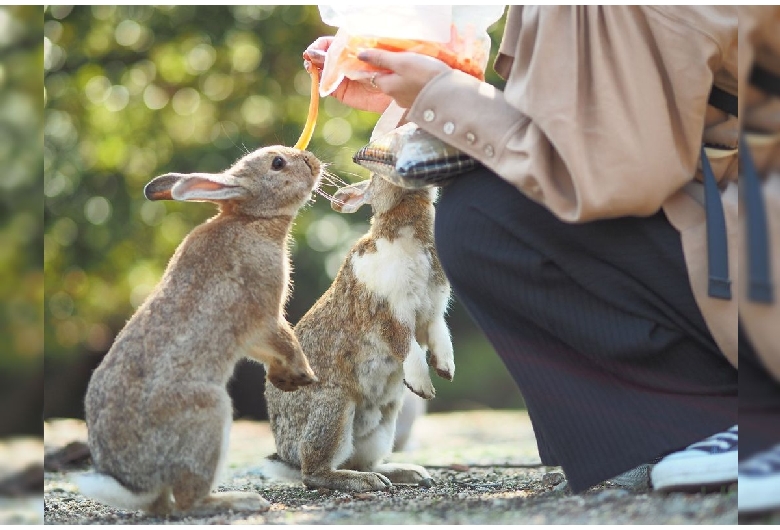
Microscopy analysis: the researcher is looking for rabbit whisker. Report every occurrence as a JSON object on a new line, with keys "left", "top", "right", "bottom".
{"left": 337, "top": 169, "right": 369, "bottom": 182}
{"left": 322, "top": 168, "right": 348, "bottom": 187}
{"left": 320, "top": 174, "right": 346, "bottom": 189}
{"left": 312, "top": 187, "right": 346, "bottom": 206}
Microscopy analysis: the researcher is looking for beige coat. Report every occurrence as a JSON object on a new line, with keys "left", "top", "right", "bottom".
{"left": 739, "top": 6, "right": 780, "bottom": 380}
{"left": 405, "top": 6, "right": 740, "bottom": 367}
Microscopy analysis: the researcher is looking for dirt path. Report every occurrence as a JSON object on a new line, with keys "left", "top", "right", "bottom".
{"left": 34, "top": 410, "right": 767, "bottom": 525}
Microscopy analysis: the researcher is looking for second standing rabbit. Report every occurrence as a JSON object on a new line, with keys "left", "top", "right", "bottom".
{"left": 263, "top": 174, "right": 454, "bottom": 492}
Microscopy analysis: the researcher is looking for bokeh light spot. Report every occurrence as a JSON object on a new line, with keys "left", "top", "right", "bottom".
{"left": 241, "top": 95, "right": 273, "bottom": 126}
{"left": 143, "top": 84, "right": 169, "bottom": 109}
{"left": 171, "top": 87, "right": 201, "bottom": 116}
{"left": 323, "top": 117, "right": 352, "bottom": 146}
{"left": 140, "top": 201, "right": 167, "bottom": 226}
{"left": 49, "top": 291, "right": 75, "bottom": 320}
{"left": 186, "top": 44, "right": 216, "bottom": 74}
{"left": 231, "top": 42, "right": 261, "bottom": 73}
{"left": 305, "top": 214, "right": 349, "bottom": 252}
{"left": 50, "top": 217, "right": 78, "bottom": 246}
{"left": 104, "top": 85, "right": 130, "bottom": 112}
{"left": 84, "top": 196, "right": 113, "bottom": 225}
{"left": 115, "top": 19, "right": 142, "bottom": 47}
{"left": 85, "top": 75, "right": 111, "bottom": 105}
{"left": 202, "top": 73, "right": 234, "bottom": 102}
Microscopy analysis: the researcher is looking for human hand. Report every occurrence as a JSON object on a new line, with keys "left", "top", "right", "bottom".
{"left": 356, "top": 49, "right": 451, "bottom": 109}
{"left": 303, "top": 37, "right": 393, "bottom": 114}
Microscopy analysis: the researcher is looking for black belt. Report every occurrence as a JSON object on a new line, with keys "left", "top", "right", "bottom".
{"left": 750, "top": 64, "right": 780, "bottom": 97}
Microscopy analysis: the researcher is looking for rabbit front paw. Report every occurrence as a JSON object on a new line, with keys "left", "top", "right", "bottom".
{"left": 427, "top": 320, "right": 455, "bottom": 381}
{"left": 403, "top": 349, "right": 435, "bottom": 400}
{"left": 428, "top": 349, "right": 455, "bottom": 381}
{"left": 267, "top": 366, "right": 318, "bottom": 392}
{"left": 404, "top": 379, "right": 435, "bottom": 400}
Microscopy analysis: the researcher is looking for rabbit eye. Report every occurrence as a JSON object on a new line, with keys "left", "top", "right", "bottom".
{"left": 271, "top": 156, "right": 286, "bottom": 171}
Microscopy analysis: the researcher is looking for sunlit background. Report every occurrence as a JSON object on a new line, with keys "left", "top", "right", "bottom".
{"left": 0, "top": 6, "right": 43, "bottom": 438}
{"left": 40, "top": 5, "right": 523, "bottom": 429}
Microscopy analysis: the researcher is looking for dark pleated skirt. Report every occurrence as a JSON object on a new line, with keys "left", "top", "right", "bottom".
{"left": 739, "top": 331, "right": 780, "bottom": 460}
{"left": 434, "top": 166, "right": 739, "bottom": 492}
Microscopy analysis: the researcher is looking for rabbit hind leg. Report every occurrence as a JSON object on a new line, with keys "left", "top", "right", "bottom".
{"left": 299, "top": 398, "right": 391, "bottom": 492}
{"left": 162, "top": 386, "right": 255, "bottom": 513}
{"left": 147, "top": 487, "right": 175, "bottom": 516}
{"left": 355, "top": 401, "right": 432, "bottom": 486}
{"left": 170, "top": 450, "right": 269, "bottom": 515}
{"left": 372, "top": 462, "right": 433, "bottom": 487}
{"left": 180, "top": 491, "right": 271, "bottom": 516}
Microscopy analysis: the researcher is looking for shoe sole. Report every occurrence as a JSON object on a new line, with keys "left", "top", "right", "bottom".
{"left": 738, "top": 475, "right": 780, "bottom": 514}
{"left": 651, "top": 453, "right": 737, "bottom": 492}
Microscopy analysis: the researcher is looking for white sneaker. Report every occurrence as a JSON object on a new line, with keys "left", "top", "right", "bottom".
{"left": 651, "top": 425, "right": 738, "bottom": 491}
{"left": 738, "top": 443, "right": 780, "bottom": 515}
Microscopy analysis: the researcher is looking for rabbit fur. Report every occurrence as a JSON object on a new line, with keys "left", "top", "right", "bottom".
{"left": 263, "top": 173, "right": 454, "bottom": 492}
{"left": 75, "top": 146, "right": 321, "bottom": 516}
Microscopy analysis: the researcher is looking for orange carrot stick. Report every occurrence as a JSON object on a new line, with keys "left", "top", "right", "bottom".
{"left": 294, "top": 67, "right": 320, "bottom": 150}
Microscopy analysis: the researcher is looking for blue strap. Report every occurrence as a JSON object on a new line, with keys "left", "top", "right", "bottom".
{"left": 700, "top": 146, "right": 732, "bottom": 300}
{"left": 739, "top": 135, "right": 774, "bottom": 303}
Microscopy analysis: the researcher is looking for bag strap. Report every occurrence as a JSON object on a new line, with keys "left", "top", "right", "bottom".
{"left": 699, "top": 82, "right": 737, "bottom": 301}
{"left": 737, "top": 64, "right": 778, "bottom": 304}
{"left": 700, "top": 146, "right": 732, "bottom": 300}
{"left": 741, "top": 134, "right": 775, "bottom": 304}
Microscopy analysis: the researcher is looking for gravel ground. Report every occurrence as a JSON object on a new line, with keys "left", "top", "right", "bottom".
{"left": 44, "top": 465, "right": 741, "bottom": 525}
{"left": 26, "top": 410, "right": 778, "bottom": 525}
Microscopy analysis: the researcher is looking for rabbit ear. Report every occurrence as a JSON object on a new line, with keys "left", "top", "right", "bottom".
{"left": 170, "top": 173, "right": 247, "bottom": 202}
{"left": 332, "top": 180, "right": 372, "bottom": 213}
{"left": 144, "top": 173, "right": 186, "bottom": 201}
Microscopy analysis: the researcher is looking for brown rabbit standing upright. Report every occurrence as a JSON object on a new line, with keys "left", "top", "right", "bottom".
{"left": 74, "top": 146, "right": 321, "bottom": 516}
{"left": 263, "top": 173, "right": 454, "bottom": 492}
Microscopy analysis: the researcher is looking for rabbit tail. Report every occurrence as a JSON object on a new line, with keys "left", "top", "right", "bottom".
{"left": 73, "top": 471, "right": 162, "bottom": 511}
{"left": 260, "top": 453, "right": 303, "bottom": 483}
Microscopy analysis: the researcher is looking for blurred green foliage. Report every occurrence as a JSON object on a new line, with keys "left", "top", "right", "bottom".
{"left": 0, "top": 6, "right": 44, "bottom": 436}
{"left": 43, "top": 5, "right": 523, "bottom": 420}
{"left": 1, "top": 6, "right": 43, "bottom": 370}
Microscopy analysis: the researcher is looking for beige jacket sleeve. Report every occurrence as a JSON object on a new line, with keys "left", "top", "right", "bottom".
{"left": 406, "top": 6, "right": 738, "bottom": 223}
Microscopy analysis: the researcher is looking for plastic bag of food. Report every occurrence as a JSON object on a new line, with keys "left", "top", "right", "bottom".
{"left": 353, "top": 122, "right": 481, "bottom": 189}
{"left": 317, "top": 5, "right": 505, "bottom": 97}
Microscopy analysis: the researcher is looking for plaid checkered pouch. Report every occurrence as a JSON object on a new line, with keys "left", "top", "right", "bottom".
{"left": 353, "top": 122, "right": 480, "bottom": 189}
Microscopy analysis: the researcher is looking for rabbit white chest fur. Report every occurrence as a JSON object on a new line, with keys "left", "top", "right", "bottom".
{"left": 350, "top": 224, "right": 451, "bottom": 398}
{"left": 264, "top": 176, "right": 454, "bottom": 492}
{"left": 351, "top": 225, "right": 435, "bottom": 319}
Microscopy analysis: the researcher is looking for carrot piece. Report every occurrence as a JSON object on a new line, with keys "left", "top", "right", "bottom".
{"left": 294, "top": 67, "right": 320, "bottom": 150}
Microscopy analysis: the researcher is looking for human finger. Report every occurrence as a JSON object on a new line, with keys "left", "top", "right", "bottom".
{"left": 303, "top": 36, "right": 334, "bottom": 67}
{"left": 356, "top": 49, "right": 402, "bottom": 74}
{"left": 303, "top": 59, "right": 318, "bottom": 74}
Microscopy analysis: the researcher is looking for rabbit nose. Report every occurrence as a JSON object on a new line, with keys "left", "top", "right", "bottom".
{"left": 302, "top": 154, "right": 319, "bottom": 175}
